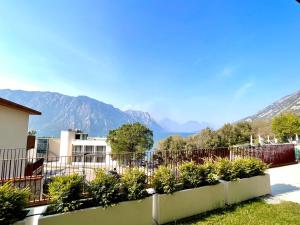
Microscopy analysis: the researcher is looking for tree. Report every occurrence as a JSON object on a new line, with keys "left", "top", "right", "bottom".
{"left": 218, "top": 123, "right": 236, "bottom": 147}
{"left": 156, "top": 136, "right": 186, "bottom": 152}
{"left": 107, "top": 123, "right": 154, "bottom": 155}
{"left": 251, "top": 119, "right": 273, "bottom": 137}
{"left": 272, "top": 112, "right": 300, "bottom": 142}
{"left": 189, "top": 128, "right": 222, "bottom": 149}
{"left": 233, "top": 121, "right": 253, "bottom": 145}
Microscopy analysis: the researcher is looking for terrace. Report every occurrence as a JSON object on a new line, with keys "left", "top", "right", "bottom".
{"left": 0, "top": 144, "right": 299, "bottom": 225}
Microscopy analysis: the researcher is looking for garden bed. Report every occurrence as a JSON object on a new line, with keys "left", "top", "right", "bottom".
{"left": 153, "top": 183, "right": 226, "bottom": 225}
{"left": 38, "top": 197, "right": 152, "bottom": 225}
{"left": 224, "top": 174, "right": 271, "bottom": 205}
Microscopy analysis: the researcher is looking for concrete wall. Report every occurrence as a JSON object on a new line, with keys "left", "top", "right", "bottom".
{"left": 59, "top": 131, "right": 75, "bottom": 163}
{"left": 0, "top": 105, "right": 30, "bottom": 178}
{"left": 0, "top": 105, "right": 29, "bottom": 149}
{"left": 48, "top": 138, "right": 60, "bottom": 158}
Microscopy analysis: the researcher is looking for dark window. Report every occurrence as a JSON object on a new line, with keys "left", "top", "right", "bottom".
{"left": 37, "top": 139, "right": 48, "bottom": 154}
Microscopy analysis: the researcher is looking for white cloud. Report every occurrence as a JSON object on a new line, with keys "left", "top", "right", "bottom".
{"left": 217, "top": 65, "right": 239, "bottom": 78}
{"left": 234, "top": 81, "right": 254, "bottom": 101}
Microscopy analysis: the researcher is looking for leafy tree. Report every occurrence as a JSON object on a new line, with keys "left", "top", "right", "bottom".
{"left": 218, "top": 123, "right": 236, "bottom": 147}
{"left": 251, "top": 119, "right": 273, "bottom": 137}
{"left": 189, "top": 128, "right": 222, "bottom": 148}
{"left": 233, "top": 121, "right": 253, "bottom": 145}
{"left": 107, "top": 123, "right": 154, "bottom": 154}
{"left": 156, "top": 135, "right": 186, "bottom": 152}
{"left": 272, "top": 112, "right": 300, "bottom": 142}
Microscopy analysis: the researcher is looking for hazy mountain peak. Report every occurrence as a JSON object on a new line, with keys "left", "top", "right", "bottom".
{"left": 159, "top": 118, "right": 212, "bottom": 133}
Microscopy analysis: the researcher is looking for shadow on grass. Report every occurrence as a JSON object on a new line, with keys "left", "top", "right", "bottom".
{"left": 163, "top": 198, "right": 264, "bottom": 225}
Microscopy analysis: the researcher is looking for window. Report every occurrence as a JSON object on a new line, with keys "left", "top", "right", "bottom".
{"left": 75, "top": 134, "right": 81, "bottom": 140}
{"left": 85, "top": 146, "right": 94, "bottom": 162}
{"left": 82, "top": 134, "right": 88, "bottom": 140}
{"left": 95, "top": 146, "right": 106, "bottom": 163}
{"left": 37, "top": 139, "right": 48, "bottom": 154}
{"left": 73, "top": 146, "right": 83, "bottom": 162}
{"left": 73, "top": 146, "right": 82, "bottom": 154}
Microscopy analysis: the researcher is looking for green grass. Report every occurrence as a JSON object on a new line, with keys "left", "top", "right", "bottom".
{"left": 167, "top": 199, "right": 300, "bottom": 225}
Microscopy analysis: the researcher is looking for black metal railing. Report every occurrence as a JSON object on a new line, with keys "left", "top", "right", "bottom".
{"left": 0, "top": 144, "right": 296, "bottom": 206}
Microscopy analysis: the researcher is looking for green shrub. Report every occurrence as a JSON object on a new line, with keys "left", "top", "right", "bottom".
{"left": 246, "top": 158, "right": 267, "bottom": 177}
{"left": 121, "top": 168, "right": 148, "bottom": 200}
{"left": 231, "top": 158, "right": 267, "bottom": 179}
{"left": 179, "top": 162, "right": 205, "bottom": 188}
{"left": 48, "top": 174, "right": 84, "bottom": 213}
{"left": 202, "top": 160, "right": 218, "bottom": 185}
{"left": 215, "top": 158, "right": 233, "bottom": 181}
{"left": 0, "top": 182, "right": 30, "bottom": 225}
{"left": 179, "top": 161, "right": 219, "bottom": 189}
{"left": 89, "top": 169, "right": 120, "bottom": 207}
{"left": 231, "top": 158, "right": 249, "bottom": 179}
{"left": 216, "top": 158, "right": 267, "bottom": 181}
{"left": 152, "top": 166, "right": 176, "bottom": 194}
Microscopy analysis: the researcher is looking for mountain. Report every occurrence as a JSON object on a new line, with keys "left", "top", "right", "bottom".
{"left": 0, "top": 89, "right": 165, "bottom": 138}
{"left": 244, "top": 90, "right": 300, "bottom": 121}
{"left": 159, "top": 118, "right": 211, "bottom": 133}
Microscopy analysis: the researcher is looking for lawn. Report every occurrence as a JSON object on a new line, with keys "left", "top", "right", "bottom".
{"left": 168, "top": 199, "right": 300, "bottom": 225}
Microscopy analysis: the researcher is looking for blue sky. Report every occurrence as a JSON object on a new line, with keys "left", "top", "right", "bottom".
{"left": 0, "top": 0, "right": 300, "bottom": 126}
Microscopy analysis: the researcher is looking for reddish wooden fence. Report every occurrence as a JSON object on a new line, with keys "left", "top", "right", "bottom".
{"left": 231, "top": 144, "right": 296, "bottom": 168}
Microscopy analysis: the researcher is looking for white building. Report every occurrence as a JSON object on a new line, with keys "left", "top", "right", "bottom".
{"left": 36, "top": 129, "right": 112, "bottom": 165}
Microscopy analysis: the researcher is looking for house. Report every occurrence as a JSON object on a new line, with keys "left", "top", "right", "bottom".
{"left": 0, "top": 97, "right": 41, "bottom": 153}
{"left": 0, "top": 98, "right": 42, "bottom": 197}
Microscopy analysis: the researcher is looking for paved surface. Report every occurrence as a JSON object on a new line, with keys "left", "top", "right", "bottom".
{"left": 268, "top": 163, "right": 300, "bottom": 204}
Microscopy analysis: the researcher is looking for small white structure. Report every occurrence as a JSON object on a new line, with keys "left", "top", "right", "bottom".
{"left": 258, "top": 135, "right": 265, "bottom": 145}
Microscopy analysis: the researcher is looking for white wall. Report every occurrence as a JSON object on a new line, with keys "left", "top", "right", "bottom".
{"left": 48, "top": 138, "right": 61, "bottom": 158}
{"left": 0, "top": 105, "right": 30, "bottom": 178}
{"left": 0, "top": 105, "right": 29, "bottom": 150}
{"left": 59, "top": 131, "right": 75, "bottom": 163}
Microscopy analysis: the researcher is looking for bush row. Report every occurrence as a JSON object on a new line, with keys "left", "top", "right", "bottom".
{"left": 0, "top": 158, "right": 267, "bottom": 224}
{"left": 152, "top": 157, "right": 267, "bottom": 194}
{"left": 48, "top": 168, "right": 148, "bottom": 213}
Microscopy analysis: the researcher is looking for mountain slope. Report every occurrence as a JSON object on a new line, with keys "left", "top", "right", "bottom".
{"left": 0, "top": 89, "right": 165, "bottom": 137}
{"left": 244, "top": 90, "right": 300, "bottom": 121}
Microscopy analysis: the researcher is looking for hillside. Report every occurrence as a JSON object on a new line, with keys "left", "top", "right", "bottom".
{"left": 244, "top": 90, "right": 300, "bottom": 121}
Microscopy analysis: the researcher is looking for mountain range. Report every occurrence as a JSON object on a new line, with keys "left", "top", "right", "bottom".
{"left": 244, "top": 90, "right": 300, "bottom": 121}
{"left": 0, "top": 89, "right": 200, "bottom": 140}
{"left": 2, "top": 88, "right": 299, "bottom": 140}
